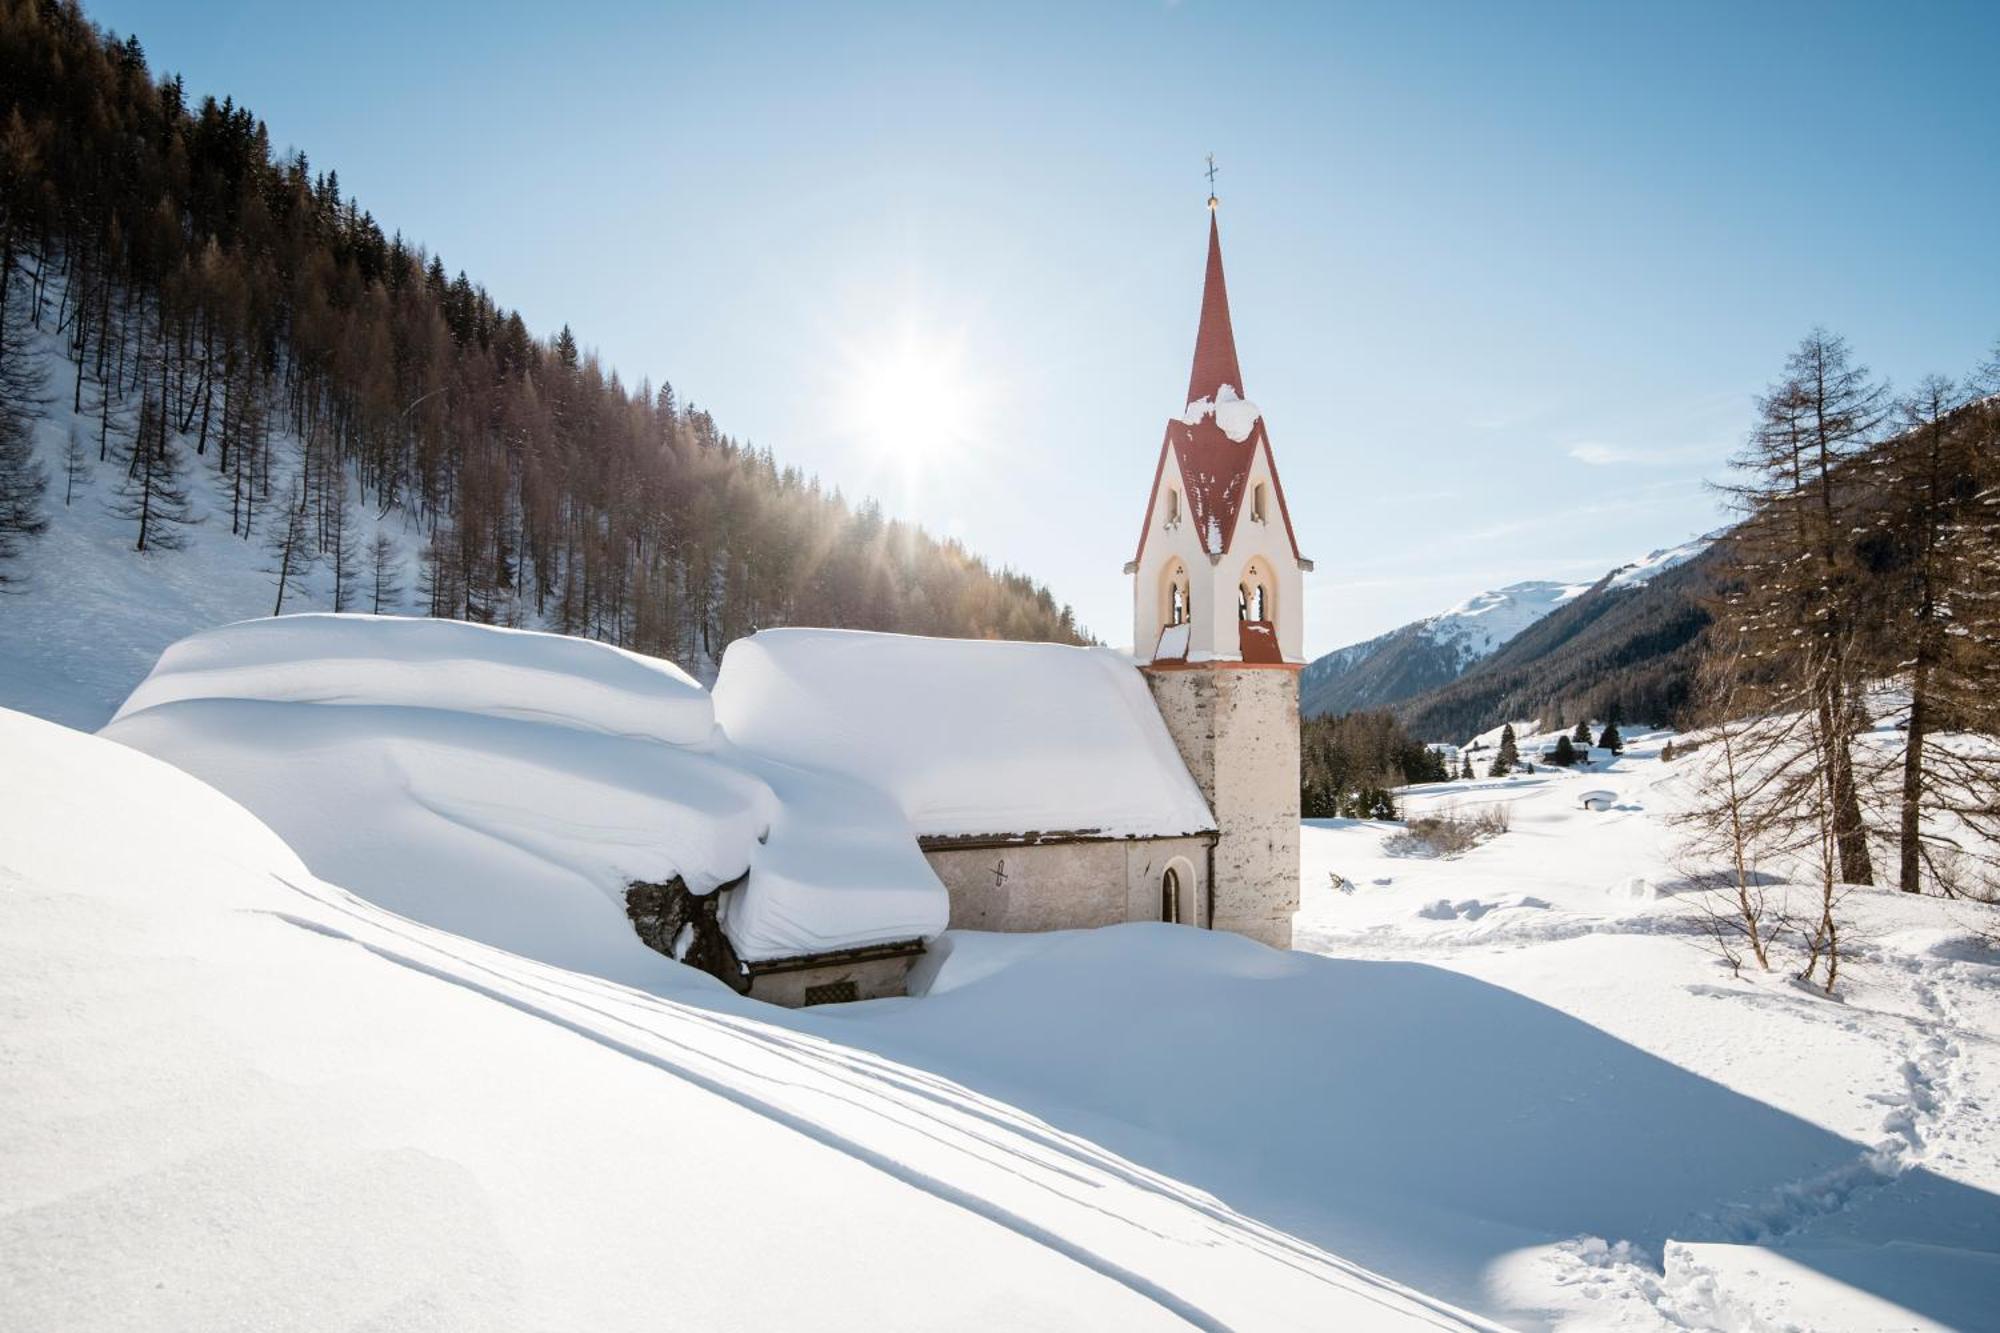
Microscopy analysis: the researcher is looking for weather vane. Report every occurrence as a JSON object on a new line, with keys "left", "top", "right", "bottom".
{"left": 1205, "top": 153, "right": 1219, "bottom": 209}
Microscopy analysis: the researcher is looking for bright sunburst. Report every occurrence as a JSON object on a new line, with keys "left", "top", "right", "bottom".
{"left": 834, "top": 319, "right": 984, "bottom": 496}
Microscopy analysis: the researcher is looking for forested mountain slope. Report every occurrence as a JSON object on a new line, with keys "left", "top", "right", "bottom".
{"left": 0, "top": 0, "right": 1081, "bottom": 710}
{"left": 1303, "top": 538, "right": 1709, "bottom": 728}
{"left": 1301, "top": 579, "right": 1592, "bottom": 718}
{"left": 1394, "top": 546, "right": 1717, "bottom": 741}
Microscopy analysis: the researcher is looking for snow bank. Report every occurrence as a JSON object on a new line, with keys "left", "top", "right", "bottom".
{"left": 112, "top": 612, "right": 715, "bottom": 745}
{"left": 1178, "top": 382, "right": 1262, "bottom": 442}
{"left": 2, "top": 708, "right": 1477, "bottom": 1330}
{"left": 104, "top": 615, "right": 946, "bottom": 973}
{"left": 713, "top": 629, "right": 1214, "bottom": 839}
{"left": 104, "top": 694, "right": 769, "bottom": 985}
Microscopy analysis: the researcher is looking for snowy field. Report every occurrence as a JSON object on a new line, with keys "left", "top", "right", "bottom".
{"left": 1296, "top": 727, "right": 2000, "bottom": 1328}
{"left": 0, "top": 708, "right": 1481, "bottom": 1331}
{"left": 4, "top": 605, "right": 2000, "bottom": 1327}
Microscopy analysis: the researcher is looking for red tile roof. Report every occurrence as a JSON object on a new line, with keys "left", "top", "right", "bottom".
{"left": 1187, "top": 211, "right": 1244, "bottom": 405}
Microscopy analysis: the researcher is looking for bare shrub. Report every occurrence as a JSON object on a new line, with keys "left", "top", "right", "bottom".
{"left": 1383, "top": 803, "right": 1509, "bottom": 858}
{"left": 1671, "top": 647, "right": 1778, "bottom": 974}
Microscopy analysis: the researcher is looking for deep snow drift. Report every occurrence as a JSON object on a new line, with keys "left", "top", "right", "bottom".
{"left": 0, "top": 708, "right": 1480, "bottom": 1331}
{"left": 103, "top": 615, "right": 947, "bottom": 969}
{"left": 112, "top": 612, "right": 719, "bottom": 744}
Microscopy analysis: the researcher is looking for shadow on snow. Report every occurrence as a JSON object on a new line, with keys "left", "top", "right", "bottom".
{"left": 803, "top": 925, "right": 2000, "bottom": 1324}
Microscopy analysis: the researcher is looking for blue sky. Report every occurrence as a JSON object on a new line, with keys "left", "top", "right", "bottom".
{"left": 96, "top": 1, "right": 2000, "bottom": 656}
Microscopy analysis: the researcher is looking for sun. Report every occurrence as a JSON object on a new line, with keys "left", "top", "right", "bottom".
{"left": 834, "top": 320, "right": 985, "bottom": 495}
{"left": 851, "top": 344, "right": 967, "bottom": 460}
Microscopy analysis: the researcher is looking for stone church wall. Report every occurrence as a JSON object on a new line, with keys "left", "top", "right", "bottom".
{"left": 923, "top": 835, "right": 1212, "bottom": 933}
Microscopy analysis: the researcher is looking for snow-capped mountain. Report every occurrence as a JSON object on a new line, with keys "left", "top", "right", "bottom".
{"left": 1603, "top": 534, "right": 1711, "bottom": 591}
{"left": 1303, "top": 542, "right": 1712, "bottom": 720}
{"left": 1429, "top": 580, "right": 1597, "bottom": 659}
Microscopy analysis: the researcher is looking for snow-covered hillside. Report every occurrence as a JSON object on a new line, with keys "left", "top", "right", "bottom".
{"left": 0, "top": 314, "right": 433, "bottom": 732}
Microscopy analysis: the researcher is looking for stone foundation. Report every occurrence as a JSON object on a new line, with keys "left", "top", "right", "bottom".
{"left": 745, "top": 950, "right": 919, "bottom": 1007}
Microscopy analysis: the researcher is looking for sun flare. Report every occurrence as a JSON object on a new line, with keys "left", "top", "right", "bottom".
{"left": 835, "top": 322, "right": 984, "bottom": 490}
{"left": 851, "top": 348, "right": 966, "bottom": 459}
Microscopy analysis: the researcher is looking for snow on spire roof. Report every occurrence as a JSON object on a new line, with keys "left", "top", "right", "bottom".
{"left": 1186, "top": 211, "right": 1245, "bottom": 406}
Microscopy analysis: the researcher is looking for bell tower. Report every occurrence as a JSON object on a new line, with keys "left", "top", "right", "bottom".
{"left": 1125, "top": 192, "right": 1309, "bottom": 948}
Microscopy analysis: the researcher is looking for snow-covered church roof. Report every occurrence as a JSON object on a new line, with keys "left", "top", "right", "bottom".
{"left": 714, "top": 629, "right": 1216, "bottom": 842}
{"left": 104, "top": 615, "right": 946, "bottom": 970}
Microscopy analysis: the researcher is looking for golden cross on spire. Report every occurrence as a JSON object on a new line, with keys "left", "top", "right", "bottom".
{"left": 1205, "top": 153, "right": 1219, "bottom": 209}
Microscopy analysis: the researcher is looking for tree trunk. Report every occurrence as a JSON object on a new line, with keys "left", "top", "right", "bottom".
{"left": 1899, "top": 658, "right": 1929, "bottom": 893}
{"left": 1823, "top": 678, "right": 1873, "bottom": 886}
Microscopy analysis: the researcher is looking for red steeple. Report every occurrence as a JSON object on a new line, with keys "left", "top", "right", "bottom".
{"left": 1186, "top": 209, "right": 1244, "bottom": 405}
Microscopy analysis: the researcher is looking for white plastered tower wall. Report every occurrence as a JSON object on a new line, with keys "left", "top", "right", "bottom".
{"left": 1130, "top": 437, "right": 1305, "bottom": 666}
{"left": 1131, "top": 448, "right": 1217, "bottom": 661}
{"left": 1211, "top": 438, "right": 1305, "bottom": 664}
{"left": 1127, "top": 204, "right": 1305, "bottom": 950}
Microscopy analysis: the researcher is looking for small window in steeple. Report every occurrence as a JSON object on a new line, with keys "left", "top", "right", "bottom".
{"left": 1165, "top": 488, "right": 1181, "bottom": 526}
{"left": 1252, "top": 482, "right": 1268, "bottom": 522}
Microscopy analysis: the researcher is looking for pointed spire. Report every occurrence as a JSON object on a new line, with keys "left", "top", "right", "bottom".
{"left": 1186, "top": 210, "right": 1244, "bottom": 406}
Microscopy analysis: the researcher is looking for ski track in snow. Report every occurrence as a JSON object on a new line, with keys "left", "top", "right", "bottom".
{"left": 257, "top": 872, "right": 1489, "bottom": 1332}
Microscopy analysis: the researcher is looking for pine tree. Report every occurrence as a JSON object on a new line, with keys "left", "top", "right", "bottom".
{"left": 60, "top": 427, "right": 90, "bottom": 505}
{"left": 108, "top": 396, "right": 195, "bottom": 552}
{"left": 326, "top": 476, "right": 359, "bottom": 612}
{"left": 1716, "top": 330, "right": 1883, "bottom": 886}
{"left": 1875, "top": 374, "right": 2000, "bottom": 893}
{"left": 0, "top": 201, "right": 48, "bottom": 578}
{"left": 0, "top": 399, "right": 46, "bottom": 578}
{"left": 266, "top": 481, "right": 314, "bottom": 614}
{"left": 1489, "top": 724, "right": 1518, "bottom": 777}
{"left": 1552, "top": 734, "right": 1578, "bottom": 767}
{"left": 1572, "top": 718, "right": 1592, "bottom": 744}
{"left": 1598, "top": 708, "right": 1624, "bottom": 754}
{"left": 369, "top": 532, "right": 402, "bottom": 613}
{"left": 1460, "top": 754, "right": 1474, "bottom": 781}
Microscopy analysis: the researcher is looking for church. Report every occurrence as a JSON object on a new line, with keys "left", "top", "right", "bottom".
{"left": 708, "top": 197, "right": 1311, "bottom": 1005}
{"left": 96, "top": 197, "right": 1313, "bottom": 1011}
